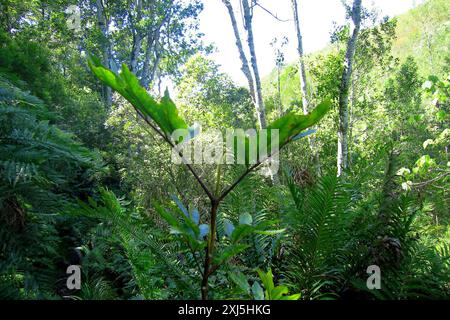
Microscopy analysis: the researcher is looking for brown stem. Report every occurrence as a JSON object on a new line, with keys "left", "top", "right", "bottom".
{"left": 201, "top": 199, "right": 219, "bottom": 300}
{"left": 133, "top": 108, "right": 215, "bottom": 201}
{"left": 218, "top": 142, "right": 287, "bottom": 202}
{"left": 411, "top": 171, "right": 450, "bottom": 188}
{"left": 218, "top": 163, "right": 260, "bottom": 202}
{"left": 132, "top": 104, "right": 218, "bottom": 300}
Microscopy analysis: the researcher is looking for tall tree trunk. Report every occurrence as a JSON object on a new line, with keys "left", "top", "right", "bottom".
{"left": 348, "top": 76, "right": 356, "bottom": 170}
{"left": 222, "top": 0, "right": 256, "bottom": 103}
{"left": 130, "top": 32, "right": 143, "bottom": 73}
{"left": 141, "top": 33, "right": 155, "bottom": 88}
{"left": 141, "top": 3, "right": 173, "bottom": 89}
{"left": 0, "top": 1, "right": 12, "bottom": 33}
{"left": 291, "top": 0, "right": 320, "bottom": 174}
{"left": 291, "top": 0, "right": 308, "bottom": 114}
{"left": 129, "top": 0, "right": 143, "bottom": 73}
{"left": 337, "top": 0, "right": 362, "bottom": 177}
{"left": 277, "top": 65, "right": 282, "bottom": 114}
{"left": 150, "top": 42, "right": 162, "bottom": 88}
{"left": 242, "top": 0, "right": 267, "bottom": 129}
{"left": 95, "top": 0, "right": 112, "bottom": 108}
{"left": 378, "top": 146, "right": 400, "bottom": 226}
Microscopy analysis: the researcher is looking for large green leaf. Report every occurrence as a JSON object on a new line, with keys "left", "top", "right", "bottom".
{"left": 88, "top": 56, "right": 330, "bottom": 158}
{"left": 88, "top": 56, "right": 187, "bottom": 137}
{"left": 267, "top": 99, "right": 332, "bottom": 148}
{"left": 256, "top": 268, "right": 301, "bottom": 300}
{"left": 228, "top": 99, "right": 331, "bottom": 166}
{"left": 228, "top": 271, "right": 250, "bottom": 294}
{"left": 251, "top": 281, "right": 264, "bottom": 300}
{"left": 231, "top": 224, "right": 254, "bottom": 243}
{"left": 256, "top": 268, "right": 275, "bottom": 299}
{"left": 154, "top": 203, "right": 180, "bottom": 229}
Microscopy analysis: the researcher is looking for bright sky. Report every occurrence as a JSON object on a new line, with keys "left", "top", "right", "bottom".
{"left": 199, "top": 0, "right": 424, "bottom": 85}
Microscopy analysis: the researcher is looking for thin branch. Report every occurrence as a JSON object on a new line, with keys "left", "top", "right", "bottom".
{"left": 185, "top": 240, "right": 204, "bottom": 276}
{"left": 411, "top": 171, "right": 450, "bottom": 188}
{"left": 208, "top": 263, "right": 221, "bottom": 277}
{"left": 218, "top": 163, "right": 260, "bottom": 202}
{"left": 133, "top": 107, "right": 215, "bottom": 201}
{"left": 254, "top": 2, "right": 291, "bottom": 22}
{"left": 218, "top": 142, "right": 287, "bottom": 202}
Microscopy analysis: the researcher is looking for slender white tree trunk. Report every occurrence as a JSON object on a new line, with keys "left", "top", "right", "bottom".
{"left": 291, "top": 0, "right": 321, "bottom": 174}
{"left": 141, "top": 4, "right": 172, "bottom": 89}
{"left": 242, "top": 0, "right": 267, "bottom": 129}
{"left": 130, "top": 32, "right": 142, "bottom": 73}
{"left": 95, "top": 0, "right": 112, "bottom": 108}
{"left": 141, "top": 33, "right": 156, "bottom": 88}
{"left": 291, "top": 0, "right": 308, "bottom": 114}
{"left": 129, "top": 0, "right": 143, "bottom": 73}
{"left": 337, "top": 0, "right": 362, "bottom": 177}
{"left": 222, "top": 0, "right": 256, "bottom": 104}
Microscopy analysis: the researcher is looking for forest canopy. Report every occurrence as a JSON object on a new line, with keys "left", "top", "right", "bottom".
{"left": 0, "top": 0, "right": 448, "bottom": 301}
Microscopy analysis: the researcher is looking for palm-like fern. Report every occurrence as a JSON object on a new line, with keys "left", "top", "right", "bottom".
{"left": 70, "top": 188, "right": 200, "bottom": 299}
{"left": 282, "top": 167, "right": 449, "bottom": 300}
{"left": 282, "top": 173, "right": 352, "bottom": 299}
{"left": 0, "top": 76, "right": 102, "bottom": 299}
{"left": 0, "top": 76, "right": 100, "bottom": 215}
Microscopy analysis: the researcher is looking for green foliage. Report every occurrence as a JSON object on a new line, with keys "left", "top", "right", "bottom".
{"left": 71, "top": 188, "right": 199, "bottom": 299}
{"left": 0, "top": 76, "right": 100, "bottom": 215}
{"left": 153, "top": 193, "right": 285, "bottom": 285}
{"left": 0, "top": 31, "right": 62, "bottom": 104}
{"left": 228, "top": 268, "right": 300, "bottom": 300}
{"left": 88, "top": 56, "right": 188, "bottom": 138}
{"left": 256, "top": 268, "right": 301, "bottom": 300}
{"left": 1, "top": 0, "right": 448, "bottom": 302}
{"left": 282, "top": 169, "right": 449, "bottom": 300}
{"left": 268, "top": 99, "right": 332, "bottom": 148}
{"left": 392, "top": 0, "right": 450, "bottom": 77}
{"left": 0, "top": 30, "right": 109, "bottom": 150}
{"left": 282, "top": 174, "right": 352, "bottom": 299}
{"left": 397, "top": 73, "right": 449, "bottom": 226}
{"left": 176, "top": 54, "right": 255, "bottom": 129}
{"left": 0, "top": 76, "right": 102, "bottom": 299}
{"left": 89, "top": 55, "right": 331, "bottom": 157}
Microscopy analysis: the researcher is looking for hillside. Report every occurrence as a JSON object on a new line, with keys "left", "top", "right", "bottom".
{"left": 263, "top": 0, "right": 450, "bottom": 108}
{"left": 393, "top": 0, "right": 449, "bottom": 76}
{"left": 1, "top": 0, "right": 449, "bottom": 302}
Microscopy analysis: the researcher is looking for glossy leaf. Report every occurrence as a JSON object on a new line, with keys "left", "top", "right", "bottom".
{"left": 292, "top": 128, "right": 317, "bottom": 141}
{"left": 199, "top": 224, "right": 209, "bottom": 239}
{"left": 154, "top": 203, "right": 180, "bottom": 229}
{"left": 231, "top": 224, "right": 254, "bottom": 243}
{"left": 229, "top": 272, "right": 250, "bottom": 294}
{"left": 171, "top": 194, "right": 189, "bottom": 217}
{"left": 224, "top": 219, "right": 235, "bottom": 238}
{"left": 239, "top": 212, "right": 253, "bottom": 225}
{"left": 256, "top": 268, "right": 275, "bottom": 299}
{"left": 280, "top": 293, "right": 302, "bottom": 300}
{"left": 88, "top": 56, "right": 187, "bottom": 137}
{"left": 271, "top": 286, "right": 289, "bottom": 300}
{"left": 251, "top": 281, "right": 264, "bottom": 300}
{"left": 227, "top": 99, "right": 331, "bottom": 166}
{"left": 191, "top": 208, "right": 200, "bottom": 225}
{"left": 268, "top": 99, "right": 332, "bottom": 148}
{"left": 256, "top": 268, "right": 301, "bottom": 300}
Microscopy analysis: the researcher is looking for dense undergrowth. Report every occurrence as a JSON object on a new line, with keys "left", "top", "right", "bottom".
{"left": 0, "top": 0, "right": 448, "bottom": 300}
